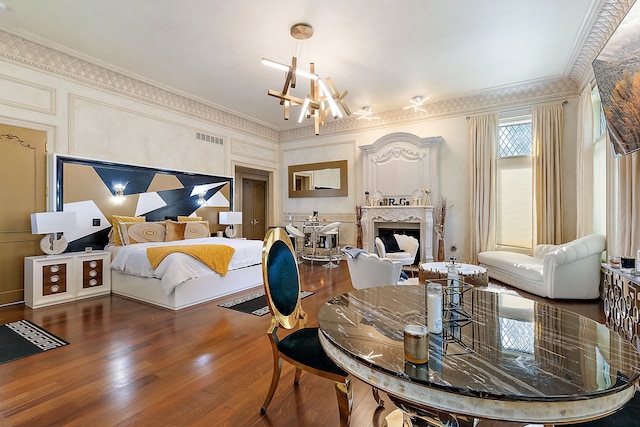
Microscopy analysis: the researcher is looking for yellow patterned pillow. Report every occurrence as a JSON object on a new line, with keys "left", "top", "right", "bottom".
{"left": 119, "top": 222, "right": 166, "bottom": 245}
{"left": 184, "top": 221, "right": 210, "bottom": 239}
{"left": 111, "top": 215, "right": 145, "bottom": 246}
{"left": 177, "top": 216, "right": 203, "bottom": 222}
{"left": 165, "top": 220, "right": 187, "bottom": 241}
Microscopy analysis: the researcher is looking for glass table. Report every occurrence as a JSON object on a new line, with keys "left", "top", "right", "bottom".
{"left": 318, "top": 285, "right": 640, "bottom": 426}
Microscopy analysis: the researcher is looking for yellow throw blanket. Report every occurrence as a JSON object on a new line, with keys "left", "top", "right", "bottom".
{"left": 147, "top": 244, "right": 236, "bottom": 276}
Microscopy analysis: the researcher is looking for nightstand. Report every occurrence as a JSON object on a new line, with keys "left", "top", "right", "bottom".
{"left": 24, "top": 251, "right": 111, "bottom": 308}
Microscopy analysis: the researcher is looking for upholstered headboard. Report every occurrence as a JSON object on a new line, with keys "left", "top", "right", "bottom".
{"left": 53, "top": 154, "right": 234, "bottom": 251}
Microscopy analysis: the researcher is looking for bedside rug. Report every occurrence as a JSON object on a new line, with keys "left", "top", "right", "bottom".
{"left": 219, "top": 290, "right": 314, "bottom": 316}
{"left": 0, "top": 319, "right": 69, "bottom": 365}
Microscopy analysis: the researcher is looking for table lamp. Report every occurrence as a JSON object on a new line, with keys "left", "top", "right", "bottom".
{"left": 30, "top": 211, "right": 77, "bottom": 255}
{"left": 219, "top": 211, "right": 242, "bottom": 238}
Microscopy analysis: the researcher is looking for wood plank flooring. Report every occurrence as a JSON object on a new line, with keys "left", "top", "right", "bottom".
{"left": 0, "top": 262, "right": 604, "bottom": 427}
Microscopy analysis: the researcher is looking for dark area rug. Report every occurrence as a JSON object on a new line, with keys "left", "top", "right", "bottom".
{"left": 219, "top": 290, "right": 314, "bottom": 316}
{"left": 0, "top": 319, "right": 69, "bottom": 364}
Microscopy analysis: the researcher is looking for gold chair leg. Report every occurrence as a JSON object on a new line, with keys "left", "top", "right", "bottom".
{"left": 293, "top": 367, "right": 302, "bottom": 385}
{"left": 335, "top": 378, "right": 353, "bottom": 427}
{"left": 260, "top": 358, "right": 282, "bottom": 414}
{"left": 372, "top": 386, "right": 385, "bottom": 407}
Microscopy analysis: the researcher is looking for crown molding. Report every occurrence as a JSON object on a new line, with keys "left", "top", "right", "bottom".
{"left": 0, "top": 0, "right": 632, "bottom": 143}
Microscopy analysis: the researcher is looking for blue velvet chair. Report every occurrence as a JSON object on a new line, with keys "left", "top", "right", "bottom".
{"left": 259, "top": 227, "right": 352, "bottom": 426}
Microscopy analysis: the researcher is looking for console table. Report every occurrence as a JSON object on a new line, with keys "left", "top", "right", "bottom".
{"left": 601, "top": 264, "right": 640, "bottom": 351}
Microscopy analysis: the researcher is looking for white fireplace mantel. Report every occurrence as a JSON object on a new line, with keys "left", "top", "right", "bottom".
{"left": 361, "top": 206, "right": 434, "bottom": 263}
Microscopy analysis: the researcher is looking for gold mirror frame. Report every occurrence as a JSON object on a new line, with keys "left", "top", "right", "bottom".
{"left": 288, "top": 160, "right": 348, "bottom": 198}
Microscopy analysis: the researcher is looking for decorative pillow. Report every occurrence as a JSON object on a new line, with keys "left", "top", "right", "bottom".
{"left": 178, "top": 216, "right": 203, "bottom": 222}
{"left": 111, "top": 215, "right": 145, "bottom": 246}
{"left": 183, "top": 221, "right": 210, "bottom": 239}
{"left": 165, "top": 220, "right": 187, "bottom": 241}
{"left": 119, "top": 221, "right": 166, "bottom": 245}
{"left": 379, "top": 234, "right": 402, "bottom": 253}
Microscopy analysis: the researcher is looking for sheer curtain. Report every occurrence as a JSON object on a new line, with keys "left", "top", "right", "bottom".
{"left": 468, "top": 113, "right": 498, "bottom": 264}
{"left": 617, "top": 151, "right": 640, "bottom": 256}
{"left": 532, "top": 104, "right": 563, "bottom": 246}
{"left": 576, "top": 86, "right": 594, "bottom": 236}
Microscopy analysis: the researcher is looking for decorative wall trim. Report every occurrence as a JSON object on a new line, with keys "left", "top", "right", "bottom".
{"left": 0, "top": 29, "right": 280, "bottom": 142}
{"left": 0, "top": 74, "right": 55, "bottom": 114}
{"left": 0, "top": 0, "right": 632, "bottom": 143}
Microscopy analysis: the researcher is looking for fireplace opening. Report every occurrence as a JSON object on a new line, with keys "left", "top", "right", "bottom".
{"left": 377, "top": 227, "right": 421, "bottom": 265}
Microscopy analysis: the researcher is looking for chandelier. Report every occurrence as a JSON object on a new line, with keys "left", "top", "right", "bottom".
{"left": 262, "top": 23, "right": 351, "bottom": 135}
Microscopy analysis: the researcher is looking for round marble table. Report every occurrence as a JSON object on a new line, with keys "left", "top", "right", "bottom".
{"left": 318, "top": 285, "right": 640, "bottom": 426}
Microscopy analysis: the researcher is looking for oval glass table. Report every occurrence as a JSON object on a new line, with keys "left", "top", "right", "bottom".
{"left": 318, "top": 285, "right": 640, "bottom": 426}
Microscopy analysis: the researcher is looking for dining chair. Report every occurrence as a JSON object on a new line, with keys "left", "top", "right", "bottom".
{"left": 260, "top": 227, "right": 353, "bottom": 426}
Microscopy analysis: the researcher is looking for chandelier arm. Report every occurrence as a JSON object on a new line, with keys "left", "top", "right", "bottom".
{"left": 291, "top": 57, "right": 297, "bottom": 89}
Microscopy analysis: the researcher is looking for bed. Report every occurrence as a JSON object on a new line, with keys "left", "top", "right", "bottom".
{"left": 109, "top": 237, "right": 263, "bottom": 310}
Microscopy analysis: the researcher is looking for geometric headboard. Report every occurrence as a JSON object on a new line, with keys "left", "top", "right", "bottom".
{"left": 54, "top": 154, "right": 233, "bottom": 252}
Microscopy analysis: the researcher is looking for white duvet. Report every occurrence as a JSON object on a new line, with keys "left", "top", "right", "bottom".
{"left": 109, "top": 237, "right": 262, "bottom": 295}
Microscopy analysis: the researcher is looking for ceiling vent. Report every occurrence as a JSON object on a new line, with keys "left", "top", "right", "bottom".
{"left": 196, "top": 132, "right": 224, "bottom": 145}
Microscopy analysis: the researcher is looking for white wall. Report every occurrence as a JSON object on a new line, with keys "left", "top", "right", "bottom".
{"left": 282, "top": 103, "right": 579, "bottom": 261}
{"left": 0, "top": 54, "right": 580, "bottom": 260}
{"left": 0, "top": 59, "right": 279, "bottom": 212}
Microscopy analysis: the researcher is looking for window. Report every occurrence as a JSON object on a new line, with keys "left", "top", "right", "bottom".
{"left": 592, "top": 87, "right": 607, "bottom": 236}
{"left": 496, "top": 115, "right": 533, "bottom": 250}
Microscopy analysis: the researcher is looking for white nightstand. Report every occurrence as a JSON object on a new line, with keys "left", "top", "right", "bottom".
{"left": 24, "top": 250, "right": 111, "bottom": 308}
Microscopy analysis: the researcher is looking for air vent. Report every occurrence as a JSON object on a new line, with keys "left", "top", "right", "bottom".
{"left": 195, "top": 132, "right": 224, "bottom": 145}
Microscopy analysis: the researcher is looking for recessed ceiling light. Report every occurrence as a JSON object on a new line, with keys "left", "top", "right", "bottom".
{"left": 0, "top": 3, "right": 7, "bottom": 12}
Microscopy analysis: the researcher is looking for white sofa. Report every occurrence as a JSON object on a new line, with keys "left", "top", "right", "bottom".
{"left": 477, "top": 234, "right": 605, "bottom": 299}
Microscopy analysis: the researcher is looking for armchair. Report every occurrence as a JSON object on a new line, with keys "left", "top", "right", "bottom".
{"left": 478, "top": 234, "right": 606, "bottom": 299}
{"left": 375, "top": 234, "right": 419, "bottom": 267}
{"left": 344, "top": 250, "right": 403, "bottom": 290}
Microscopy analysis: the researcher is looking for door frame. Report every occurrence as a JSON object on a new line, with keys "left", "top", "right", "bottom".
{"left": 233, "top": 164, "right": 274, "bottom": 232}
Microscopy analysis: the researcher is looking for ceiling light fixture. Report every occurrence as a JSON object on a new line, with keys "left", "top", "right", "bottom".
{"left": 403, "top": 95, "right": 427, "bottom": 113}
{"left": 262, "top": 23, "right": 351, "bottom": 135}
{"left": 354, "top": 106, "right": 380, "bottom": 121}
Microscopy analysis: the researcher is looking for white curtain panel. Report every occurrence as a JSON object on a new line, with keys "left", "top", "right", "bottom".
{"left": 576, "top": 85, "right": 594, "bottom": 237}
{"left": 617, "top": 151, "right": 640, "bottom": 257}
{"left": 532, "top": 104, "right": 563, "bottom": 246}
{"left": 468, "top": 113, "right": 498, "bottom": 264}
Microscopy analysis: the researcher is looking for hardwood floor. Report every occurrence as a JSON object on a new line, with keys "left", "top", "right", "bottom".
{"left": 0, "top": 262, "right": 604, "bottom": 427}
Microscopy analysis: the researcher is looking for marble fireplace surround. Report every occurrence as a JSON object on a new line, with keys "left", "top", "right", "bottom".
{"left": 359, "top": 132, "right": 441, "bottom": 263}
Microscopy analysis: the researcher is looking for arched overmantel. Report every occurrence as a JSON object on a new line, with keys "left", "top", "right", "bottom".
{"left": 359, "top": 132, "right": 442, "bottom": 205}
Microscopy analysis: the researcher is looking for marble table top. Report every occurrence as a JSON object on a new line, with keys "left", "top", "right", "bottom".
{"left": 318, "top": 285, "right": 640, "bottom": 424}
{"left": 421, "top": 261, "right": 486, "bottom": 275}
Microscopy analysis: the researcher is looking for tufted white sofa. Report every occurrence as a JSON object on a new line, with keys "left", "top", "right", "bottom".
{"left": 477, "top": 234, "right": 606, "bottom": 299}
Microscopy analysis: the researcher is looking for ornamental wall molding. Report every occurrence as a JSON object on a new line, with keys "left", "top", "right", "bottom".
{"left": 372, "top": 145, "right": 424, "bottom": 164}
{"left": 0, "top": 0, "right": 632, "bottom": 143}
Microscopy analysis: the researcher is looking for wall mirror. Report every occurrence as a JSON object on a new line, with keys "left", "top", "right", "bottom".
{"left": 288, "top": 160, "right": 348, "bottom": 198}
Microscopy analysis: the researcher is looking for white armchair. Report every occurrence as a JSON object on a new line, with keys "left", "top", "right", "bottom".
{"left": 478, "top": 234, "right": 606, "bottom": 299}
{"left": 345, "top": 251, "right": 403, "bottom": 289}
{"left": 375, "top": 234, "right": 419, "bottom": 267}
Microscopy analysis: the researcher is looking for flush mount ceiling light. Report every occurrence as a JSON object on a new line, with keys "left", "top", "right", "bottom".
{"left": 354, "top": 106, "right": 380, "bottom": 121}
{"left": 403, "top": 95, "right": 428, "bottom": 113}
{"left": 262, "top": 23, "right": 351, "bottom": 135}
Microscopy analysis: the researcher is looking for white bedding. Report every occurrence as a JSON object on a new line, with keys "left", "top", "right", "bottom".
{"left": 110, "top": 237, "right": 262, "bottom": 295}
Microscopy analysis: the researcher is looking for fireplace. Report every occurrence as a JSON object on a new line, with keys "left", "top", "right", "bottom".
{"left": 378, "top": 227, "right": 421, "bottom": 264}
{"left": 361, "top": 206, "right": 434, "bottom": 263}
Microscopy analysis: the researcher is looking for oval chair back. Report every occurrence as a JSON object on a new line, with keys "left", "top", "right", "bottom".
{"left": 263, "top": 227, "right": 302, "bottom": 329}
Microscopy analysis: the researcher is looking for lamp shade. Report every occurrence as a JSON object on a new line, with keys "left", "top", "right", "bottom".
{"left": 30, "top": 211, "right": 77, "bottom": 234}
{"left": 219, "top": 212, "right": 243, "bottom": 225}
